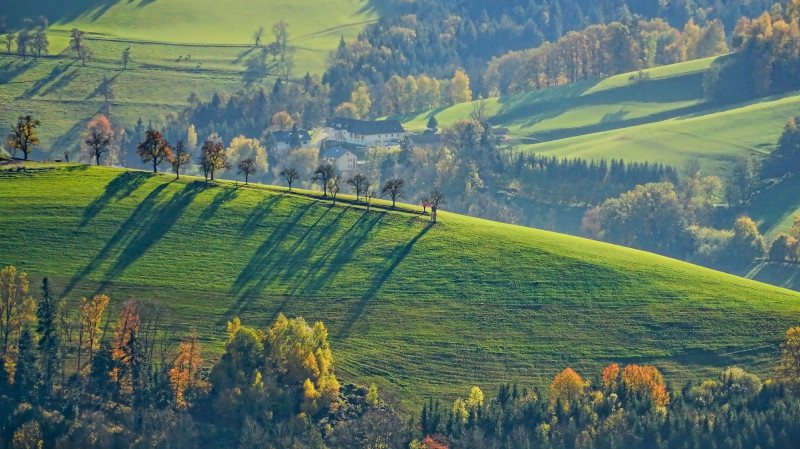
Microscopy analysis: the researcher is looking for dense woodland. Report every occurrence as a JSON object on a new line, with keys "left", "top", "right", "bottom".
{"left": 322, "top": 0, "right": 780, "bottom": 105}
{"left": 3, "top": 265, "right": 800, "bottom": 448}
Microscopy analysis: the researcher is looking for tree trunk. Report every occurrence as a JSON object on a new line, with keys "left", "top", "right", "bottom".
{"left": 23, "top": 150, "right": 28, "bottom": 161}
{"left": 392, "top": 197, "right": 396, "bottom": 208}
{"left": 96, "top": 153, "right": 101, "bottom": 165}
{"left": 245, "top": 174, "right": 249, "bottom": 185}
{"left": 153, "top": 159, "right": 158, "bottom": 173}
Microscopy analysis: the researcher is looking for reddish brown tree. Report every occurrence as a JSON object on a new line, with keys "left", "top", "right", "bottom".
{"left": 83, "top": 115, "right": 114, "bottom": 166}
{"left": 137, "top": 129, "right": 173, "bottom": 173}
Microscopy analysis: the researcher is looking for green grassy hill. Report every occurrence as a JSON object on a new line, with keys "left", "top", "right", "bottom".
{"left": 0, "top": 0, "right": 387, "bottom": 158}
{"left": 397, "top": 56, "right": 798, "bottom": 177}
{"left": 4, "top": 0, "right": 386, "bottom": 73}
{"left": 2, "top": 163, "right": 800, "bottom": 408}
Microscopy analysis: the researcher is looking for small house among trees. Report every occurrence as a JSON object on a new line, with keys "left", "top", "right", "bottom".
{"left": 274, "top": 129, "right": 311, "bottom": 152}
{"left": 322, "top": 147, "right": 358, "bottom": 172}
{"left": 325, "top": 117, "right": 405, "bottom": 147}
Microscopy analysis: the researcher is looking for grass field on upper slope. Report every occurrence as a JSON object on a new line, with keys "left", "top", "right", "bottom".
{"left": 2, "top": 163, "right": 800, "bottom": 409}
{"left": 0, "top": 0, "right": 387, "bottom": 157}
{"left": 395, "top": 57, "right": 798, "bottom": 176}
{"left": 2, "top": 0, "right": 386, "bottom": 72}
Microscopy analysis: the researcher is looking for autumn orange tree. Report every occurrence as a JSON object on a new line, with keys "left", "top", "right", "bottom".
{"left": 0, "top": 265, "right": 36, "bottom": 376}
{"left": 83, "top": 115, "right": 114, "bottom": 166}
{"left": 603, "top": 363, "right": 621, "bottom": 390}
{"left": 169, "top": 332, "right": 207, "bottom": 409}
{"left": 621, "top": 364, "right": 670, "bottom": 408}
{"left": 110, "top": 299, "right": 141, "bottom": 394}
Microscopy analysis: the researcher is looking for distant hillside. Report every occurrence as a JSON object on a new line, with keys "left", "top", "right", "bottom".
{"left": 2, "top": 163, "right": 800, "bottom": 408}
{"left": 1, "top": 0, "right": 387, "bottom": 72}
{"left": 396, "top": 56, "right": 798, "bottom": 177}
{"left": 0, "top": 0, "right": 388, "bottom": 158}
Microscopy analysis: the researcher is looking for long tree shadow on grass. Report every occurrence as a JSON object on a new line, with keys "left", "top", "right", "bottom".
{"left": 335, "top": 223, "right": 431, "bottom": 339}
{"left": 97, "top": 181, "right": 205, "bottom": 290}
{"left": 227, "top": 204, "right": 341, "bottom": 313}
{"left": 18, "top": 61, "right": 74, "bottom": 99}
{"left": 224, "top": 204, "right": 372, "bottom": 322}
{"left": 64, "top": 180, "right": 203, "bottom": 296}
{"left": 197, "top": 186, "right": 239, "bottom": 224}
{"left": 282, "top": 210, "right": 385, "bottom": 296}
{"left": 238, "top": 194, "right": 282, "bottom": 239}
{"left": 228, "top": 200, "right": 321, "bottom": 299}
{"left": 81, "top": 171, "right": 151, "bottom": 226}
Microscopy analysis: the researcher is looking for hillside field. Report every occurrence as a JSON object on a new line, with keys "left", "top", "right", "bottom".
{"left": 0, "top": 0, "right": 387, "bottom": 157}
{"left": 2, "top": 163, "right": 800, "bottom": 409}
{"left": 397, "top": 57, "right": 799, "bottom": 177}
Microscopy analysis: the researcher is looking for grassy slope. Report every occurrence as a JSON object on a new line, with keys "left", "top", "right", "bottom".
{"left": 396, "top": 57, "right": 799, "bottom": 177}
{"left": 2, "top": 163, "right": 800, "bottom": 408}
{"left": 4, "top": 0, "right": 386, "bottom": 73}
{"left": 0, "top": 0, "right": 386, "bottom": 157}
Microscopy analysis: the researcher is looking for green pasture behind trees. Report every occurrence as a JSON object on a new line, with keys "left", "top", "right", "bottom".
{"left": 397, "top": 57, "right": 799, "bottom": 177}
{"left": 2, "top": 163, "right": 800, "bottom": 409}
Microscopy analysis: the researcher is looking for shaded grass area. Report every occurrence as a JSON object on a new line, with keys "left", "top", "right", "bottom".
{"left": 2, "top": 164, "right": 800, "bottom": 409}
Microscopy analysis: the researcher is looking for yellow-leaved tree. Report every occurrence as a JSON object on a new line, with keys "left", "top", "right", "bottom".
{"left": 778, "top": 327, "right": 800, "bottom": 388}
{"left": 210, "top": 314, "right": 339, "bottom": 426}
{"left": 450, "top": 69, "right": 472, "bottom": 105}
{"left": 78, "top": 294, "right": 109, "bottom": 373}
{"left": 0, "top": 265, "right": 36, "bottom": 377}
{"left": 550, "top": 367, "right": 586, "bottom": 409}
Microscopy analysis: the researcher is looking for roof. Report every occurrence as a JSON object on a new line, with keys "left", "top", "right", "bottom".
{"left": 326, "top": 117, "right": 405, "bottom": 135}
{"left": 323, "top": 147, "right": 353, "bottom": 159}
{"left": 273, "top": 129, "right": 311, "bottom": 143}
{"left": 410, "top": 133, "right": 441, "bottom": 145}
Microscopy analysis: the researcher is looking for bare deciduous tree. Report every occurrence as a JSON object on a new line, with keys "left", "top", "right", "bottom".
{"left": 237, "top": 158, "right": 257, "bottom": 185}
{"left": 381, "top": 178, "right": 405, "bottom": 208}
{"left": 347, "top": 173, "right": 368, "bottom": 201}
{"left": 429, "top": 188, "right": 446, "bottom": 223}
{"left": 280, "top": 167, "right": 300, "bottom": 190}
{"left": 312, "top": 163, "right": 335, "bottom": 197}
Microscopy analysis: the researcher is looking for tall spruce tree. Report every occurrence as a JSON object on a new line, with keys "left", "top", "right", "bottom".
{"left": 37, "top": 278, "right": 60, "bottom": 399}
{"left": 14, "top": 328, "right": 40, "bottom": 403}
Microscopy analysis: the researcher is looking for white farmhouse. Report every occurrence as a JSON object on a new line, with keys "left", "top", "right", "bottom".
{"left": 325, "top": 118, "right": 405, "bottom": 147}
{"left": 322, "top": 147, "right": 358, "bottom": 172}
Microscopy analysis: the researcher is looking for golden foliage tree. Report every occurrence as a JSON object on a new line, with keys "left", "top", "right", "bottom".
{"left": 0, "top": 266, "right": 36, "bottom": 375}
{"left": 11, "top": 420, "right": 42, "bottom": 449}
{"left": 226, "top": 135, "right": 267, "bottom": 174}
{"left": 449, "top": 69, "right": 472, "bottom": 104}
{"left": 78, "top": 294, "right": 109, "bottom": 373}
{"left": 271, "top": 111, "right": 294, "bottom": 131}
{"left": 550, "top": 367, "right": 585, "bottom": 408}
{"left": 778, "top": 327, "right": 800, "bottom": 387}
{"left": 350, "top": 85, "right": 372, "bottom": 118}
